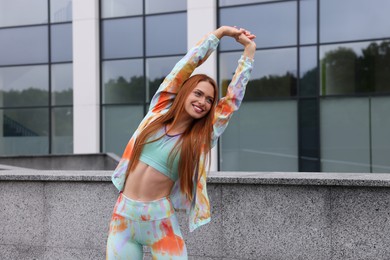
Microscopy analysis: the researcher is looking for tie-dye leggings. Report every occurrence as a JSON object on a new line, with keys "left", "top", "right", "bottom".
{"left": 106, "top": 193, "right": 188, "bottom": 259}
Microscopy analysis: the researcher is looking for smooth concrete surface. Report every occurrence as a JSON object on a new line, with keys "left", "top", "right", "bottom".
{"left": 0, "top": 153, "right": 119, "bottom": 171}
{"left": 1, "top": 171, "right": 390, "bottom": 259}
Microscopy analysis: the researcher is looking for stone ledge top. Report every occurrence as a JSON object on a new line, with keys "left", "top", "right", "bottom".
{"left": 1, "top": 170, "right": 390, "bottom": 187}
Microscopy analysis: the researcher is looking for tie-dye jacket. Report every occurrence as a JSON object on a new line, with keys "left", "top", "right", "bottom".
{"left": 112, "top": 33, "right": 254, "bottom": 232}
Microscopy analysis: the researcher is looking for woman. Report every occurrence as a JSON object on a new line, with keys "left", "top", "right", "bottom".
{"left": 106, "top": 26, "right": 256, "bottom": 259}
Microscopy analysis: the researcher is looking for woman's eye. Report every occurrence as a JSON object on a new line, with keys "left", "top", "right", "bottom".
{"left": 194, "top": 91, "right": 201, "bottom": 96}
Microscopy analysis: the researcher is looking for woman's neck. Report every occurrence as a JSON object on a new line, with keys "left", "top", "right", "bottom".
{"left": 166, "top": 115, "right": 193, "bottom": 136}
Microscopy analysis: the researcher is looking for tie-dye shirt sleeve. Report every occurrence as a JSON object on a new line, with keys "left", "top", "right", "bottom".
{"left": 212, "top": 55, "right": 254, "bottom": 147}
{"left": 148, "top": 34, "right": 220, "bottom": 115}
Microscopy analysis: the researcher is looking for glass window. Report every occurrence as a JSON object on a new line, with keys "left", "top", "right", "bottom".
{"left": 146, "top": 56, "right": 180, "bottom": 101}
{"left": 51, "top": 107, "right": 73, "bottom": 154}
{"left": 300, "top": 0, "right": 316, "bottom": 45}
{"left": 320, "top": 97, "right": 370, "bottom": 172}
{"left": 102, "top": 59, "right": 144, "bottom": 104}
{"left": 0, "top": 65, "right": 49, "bottom": 108}
{"left": 219, "top": 0, "right": 281, "bottom": 7}
{"left": 300, "top": 46, "right": 317, "bottom": 96}
{"left": 0, "top": 0, "right": 47, "bottom": 27}
{"left": 101, "top": 0, "right": 142, "bottom": 18}
{"left": 146, "top": 13, "right": 186, "bottom": 56}
{"left": 51, "top": 23, "right": 73, "bottom": 62}
{"left": 298, "top": 98, "right": 319, "bottom": 171}
{"left": 51, "top": 64, "right": 73, "bottom": 106}
{"left": 0, "top": 26, "right": 48, "bottom": 66}
{"left": 371, "top": 97, "right": 390, "bottom": 173}
{"left": 320, "top": 0, "right": 390, "bottom": 43}
{"left": 320, "top": 40, "right": 390, "bottom": 95}
{"left": 145, "top": 0, "right": 186, "bottom": 14}
{"left": 220, "top": 49, "right": 297, "bottom": 99}
{"left": 219, "top": 1, "right": 297, "bottom": 50}
{"left": 0, "top": 108, "right": 49, "bottom": 155}
{"left": 103, "top": 105, "right": 144, "bottom": 156}
{"left": 50, "top": 0, "right": 72, "bottom": 23}
{"left": 220, "top": 100, "right": 298, "bottom": 171}
{"left": 102, "top": 17, "right": 143, "bottom": 59}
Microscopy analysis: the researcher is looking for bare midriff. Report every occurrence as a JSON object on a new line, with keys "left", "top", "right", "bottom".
{"left": 122, "top": 161, "right": 174, "bottom": 201}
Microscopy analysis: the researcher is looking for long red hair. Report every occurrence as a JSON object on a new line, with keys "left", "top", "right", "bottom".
{"left": 127, "top": 74, "right": 218, "bottom": 200}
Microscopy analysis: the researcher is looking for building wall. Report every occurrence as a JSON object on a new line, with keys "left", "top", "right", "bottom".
{"left": 1, "top": 0, "right": 390, "bottom": 173}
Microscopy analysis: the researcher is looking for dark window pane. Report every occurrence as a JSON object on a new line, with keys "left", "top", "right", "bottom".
{"left": 101, "top": 0, "right": 142, "bottom": 18}
{"left": 320, "top": 40, "right": 390, "bottom": 95}
{"left": 300, "top": 0, "right": 316, "bottom": 45}
{"left": 219, "top": 2, "right": 297, "bottom": 50}
{"left": 1, "top": 108, "right": 49, "bottom": 155}
{"left": 298, "top": 98, "right": 320, "bottom": 171}
{"left": 50, "top": 0, "right": 72, "bottom": 23}
{"left": 145, "top": 0, "right": 186, "bottom": 14}
{"left": 51, "top": 23, "right": 72, "bottom": 62}
{"left": 320, "top": 0, "right": 390, "bottom": 43}
{"left": 146, "top": 56, "right": 180, "bottom": 101}
{"left": 52, "top": 107, "right": 73, "bottom": 154}
{"left": 0, "top": 65, "right": 49, "bottom": 107}
{"left": 103, "top": 105, "right": 144, "bottom": 156}
{"left": 300, "top": 46, "right": 317, "bottom": 96}
{"left": 0, "top": 26, "right": 48, "bottom": 66}
{"left": 146, "top": 13, "right": 186, "bottom": 56}
{"left": 219, "top": 0, "right": 281, "bottom": 6}
{"left": 51, "top": 63, "right": 73, "bottom": 106}
{"left": 102, "top": 59, "right": 144, "bottom": 104}
{"left": 0, "top": 0, "right": 48, "bottom": 27}
{"left": 220, "top": 49, "right": 297, "bottom": 99}
{"left": 102, "top": 18, "right": 143, "bottom": 59}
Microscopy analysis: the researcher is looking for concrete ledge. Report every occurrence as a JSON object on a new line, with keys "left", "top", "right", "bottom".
{"left": 1, "top": 171, "right": 390, "bottom": 259}
{"left": 1, "top": 170, "right": 390, "bottom": 187}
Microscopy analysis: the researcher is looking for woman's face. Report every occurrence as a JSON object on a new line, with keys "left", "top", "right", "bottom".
{"left": 184, "top": 81, "right": 215, "bottom": 120}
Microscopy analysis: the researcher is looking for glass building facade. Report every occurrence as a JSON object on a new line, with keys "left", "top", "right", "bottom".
{"left": 1, "top": 0, "right": 389, "bottom": 173}
{"left": 0, "top": 0, "right": 73, "bottom": 155}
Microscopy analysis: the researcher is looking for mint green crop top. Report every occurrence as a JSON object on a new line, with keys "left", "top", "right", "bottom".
{"left": 139, "top": 126, "right": 181, "bottom": 181}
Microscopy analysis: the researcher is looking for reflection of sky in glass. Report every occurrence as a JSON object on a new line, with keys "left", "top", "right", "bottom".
{"left": 146, "top": 56, "right": 179, "bottom": 81}
{"left": 0, "top": 65, "right": 48, "bottom": 92}
{"left": 300, "top": 0, "right": 317, "bottom": 44}
{"left": 146, "top": 13, "right": 187, "bottom": 56}
{"left": 219, "top": 1, "right": 296, "bottom": 50}
{"left": 50, "top": 0, "right": 72, "bottom": 23}
{"left": 0, "top": 0, "right": 47, "bottom": 27}
{"left": 101, "top": 0, "right": 142, "bottom": 18}
{"left": 102, "top": 18, "right": 143, "bottom": 59}
{"left": 0, "top": 26, "right": 48, "bottom": 66}
{"left": 300, "top": 46, "right": 316, "bottom": 77}
{"left": 51, "top": 23, "right": 72, "bottom": 62}
{"left": 220, "top": 48, "right": 297, "bottom": 83}
{"left": 320, "top": 0, "right": 390, "bottom": 43}
{"left": 145, "top": 0, "right": 186, "bottom": 14}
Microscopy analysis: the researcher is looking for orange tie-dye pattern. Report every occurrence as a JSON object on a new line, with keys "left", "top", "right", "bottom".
{"left": 151, "top": 219, "right": 185, "bottom": 256}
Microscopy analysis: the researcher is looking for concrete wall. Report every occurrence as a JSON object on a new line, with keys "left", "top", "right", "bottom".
{"left": 1, "top": 171, "right": 390, "bottom": 260}
{"left": 0, "top": 154, "right": 119, "bottom": 171}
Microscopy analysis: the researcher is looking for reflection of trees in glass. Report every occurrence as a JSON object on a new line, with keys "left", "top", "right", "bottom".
{"left": 1, "top": 88, "right": 49, "bottom": 107}
{"left": 104, "top": 76, "right": 145, "bottom": 104}
{"left": 221, "top": 72, "right": 297, "bottom": 100}
{"left": 53, "top": 108, "right": 72, "bottom": 136}
{"left": 0, "top": 88, "right": 73, "bottom": 107}
{"left": 321, "top": 41, "right": 390, "bottom": 95}
{"left": 104, "top": 75, "right": 166, "bottom": 103}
